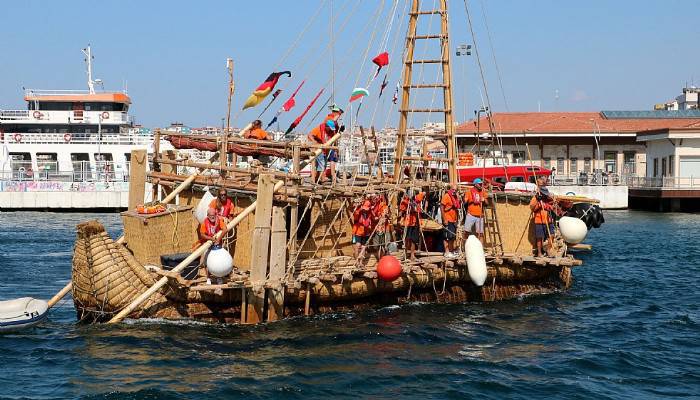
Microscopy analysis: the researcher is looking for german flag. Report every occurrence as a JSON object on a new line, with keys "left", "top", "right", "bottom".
{"left": 243, "top": 71, "right": 291, "bottom": 109}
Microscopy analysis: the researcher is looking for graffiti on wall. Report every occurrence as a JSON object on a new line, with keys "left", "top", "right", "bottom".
{"left": 0, "top": 181, "right": 129, "bottom": 192}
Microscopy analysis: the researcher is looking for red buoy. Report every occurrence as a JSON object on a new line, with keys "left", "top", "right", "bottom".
{"left": 377, "top": 255, "right": 402, "bottom": 282}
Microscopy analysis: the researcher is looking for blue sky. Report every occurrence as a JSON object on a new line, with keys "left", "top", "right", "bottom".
{"left": 1, "top": 1, "right": 698, "bottom": 128}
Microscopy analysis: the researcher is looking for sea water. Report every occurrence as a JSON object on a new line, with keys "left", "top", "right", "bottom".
{"left": 0, "top": 211, "right": 698, "bottom": 399}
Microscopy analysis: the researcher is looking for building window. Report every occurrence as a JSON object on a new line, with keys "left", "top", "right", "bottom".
{"left": 570, "top": 158, "right": 578, "bottom": 173}
{"left": 669, "top": 155, "right": 674, "bottom": 176}
{"left": 662, "top": 157, "right": 667, "bottom": 176}
{"left": 604, "top": 151, "right": 617, "bottom": 174}
{"left": 623, "top": 151, "right": 636, "bottom": 175}
{"left": 584, "top": 158, "right": 592, "bottom": 173}
{"left": 512, "top": 151, "right": 525, "bottom": 164}
{"left": 556, "top": 158, "right": 565, "bottom": 174}
{"left": 543, "top": 158, "right": 551, "bottom": 169}
{"left": 653, "top": 158, "right": 658, "bottom": 177}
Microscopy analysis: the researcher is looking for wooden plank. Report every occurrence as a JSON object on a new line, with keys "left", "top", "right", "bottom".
{"left": 267, "top": 206, "right": 287, "bottom": 321}
{"left": 160, "top": 150, "right": 177, "bottom": 201}
{"left": 128, "top": 149, "right": 147, "bottom": 210}
{"left": 245, "top": 173, "right": 274, "bottom": 324}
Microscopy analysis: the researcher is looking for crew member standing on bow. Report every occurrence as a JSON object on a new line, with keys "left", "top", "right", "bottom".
{"left": 440, "top": 183, "right": 461, "bottom": 257}
{"left": 530, "top": 176, "right": 555, "bottom": 257}
{"left": 209, "top": 188, "right": 237, "bottom": 220}
{"left": 464, "top": 178, "right": 488, "bottom": 244}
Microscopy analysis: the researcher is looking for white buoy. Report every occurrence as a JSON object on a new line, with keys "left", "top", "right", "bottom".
{"left": 194, "top": 190, "right": 216, "bottom": 223}
{"left": 558, "top": 216, "right": 588, "bottom": 244}
{"left": 206, "top": 247, "right": 233, "bottom": 277}
{"left": 465, "top": 236, "right": 487, "bottom": 286}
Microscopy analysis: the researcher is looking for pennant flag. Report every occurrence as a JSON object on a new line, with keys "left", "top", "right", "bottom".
{"left": 349, "top": 87, "right": 369, "bottom": 103}
{"left": 242, "top": 71, "right": 291, "bottom": 109}
{"left": 372, "top": 52, "right": 389, "bottom": 78}
{"left": 283, "top": 80, "right": 305, "bottom": 112}
{"left": 257, "top": 89, "right": 282, "bottom": 118}
{"left": 378, "top": 75, "right": 388, "bottom": 98}
{"left": 392, "top": 82, "right": 399, "bottom": 104}
{"left": 286, "top": 88, "right": 324, "bottom": 134}
{"left": 266, "top": 81, "right": 305, "bottom": 129}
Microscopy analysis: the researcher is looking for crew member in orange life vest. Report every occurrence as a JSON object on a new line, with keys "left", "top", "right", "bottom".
{"left": 464, "top": 178, "right": 488, "bottom": 244}
{"left": 209, "top": 188, "right": 236, "bottom": 220}
{"left": 352, "top": 198, "right": 373, "bottom": 266}
{"left": 440, "top": 183, "right": 461, "bottom": 257}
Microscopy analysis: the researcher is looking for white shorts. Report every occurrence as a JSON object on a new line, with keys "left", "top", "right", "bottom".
{"left": 464, "top": 214, "right": 484, "bottom": 234}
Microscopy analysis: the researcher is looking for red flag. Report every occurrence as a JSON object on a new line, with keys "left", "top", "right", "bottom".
{"left": 372, "top": 52, "right": 390, "bottom": 78}
{"left": 285, "top": 88, "right": 324, "bottom": 134}
{"left": 372, "top": 52, "right": 389, "bottom": 67}
{"left": 283, "top": 80, "right": 305, "bottom": 112}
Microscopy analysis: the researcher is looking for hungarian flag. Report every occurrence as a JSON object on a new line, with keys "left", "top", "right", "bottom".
{"left": 372, "top": 52, "right": 389, "bottom": 78}
{"left": 285, "top": 88, "right": 324, "bottom": 134}
{"left": 243, "top": 71, "right": 291, "bottom": 109}
{"left": 349, "top": 87, "right": 369, "bottom": 103}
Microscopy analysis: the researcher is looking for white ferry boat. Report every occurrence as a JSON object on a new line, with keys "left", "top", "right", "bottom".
{"left": 0, "top": 46, "right": 166, "bottom": 209}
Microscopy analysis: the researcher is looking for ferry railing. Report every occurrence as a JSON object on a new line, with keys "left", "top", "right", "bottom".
{"left": 2, "top": 161, "right": 130, "bottom": 183}
{"left": 2, "top": 132, "right": 153, "bottom": 145}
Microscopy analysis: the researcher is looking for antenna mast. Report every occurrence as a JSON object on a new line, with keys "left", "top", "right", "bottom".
{"left": 81, "top": 45, "right": 96, "bottom": 94}
{"left": 394, "top": 0, "right": 457, "bottom": 184}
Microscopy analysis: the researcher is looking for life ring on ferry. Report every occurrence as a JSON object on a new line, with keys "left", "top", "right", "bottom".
{"left": 32, "top": 111, "right": 43, "bottom": 120}
{"left": 101, "top": 112, "right": 109, "bottom": 120}
{"left": 13, "top": 133, "right": 22, "bottom": 143}
{"left": 63, "top": 133, "right": 72, "bottom": 142}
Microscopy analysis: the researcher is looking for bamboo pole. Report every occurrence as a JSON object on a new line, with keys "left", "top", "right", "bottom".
{"left": 47, "top": 282, "right": 72, "bottom": 309}
{"left": 107, "top": 133, "right": 340, "bottom": 324}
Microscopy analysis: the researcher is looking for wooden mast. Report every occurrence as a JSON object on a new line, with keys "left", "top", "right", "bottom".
{"left": 225, "top": 58, "right": 236, "bottom": 167}
{"left": 393, "top": 0, "right": 457, "bottom": 185}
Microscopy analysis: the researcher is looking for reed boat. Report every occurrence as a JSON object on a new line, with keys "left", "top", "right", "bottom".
{"left": 67, "top": 1, "right": 602, "bottom": 325}
{"left": 69, "top": 133, "right": 598, "bottom": 324}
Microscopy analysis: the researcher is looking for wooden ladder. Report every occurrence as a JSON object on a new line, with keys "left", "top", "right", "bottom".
{"left": 483, "top": 200, "right": 504, "bottom": 255}
{"left": 393, "top": 0, "right": 457, "bottom": 184}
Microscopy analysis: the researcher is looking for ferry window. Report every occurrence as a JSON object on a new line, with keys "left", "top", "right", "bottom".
{"left": 668, "top": 155, "right": 674, "bottom": 176}
{"left": 623, "top": 151, "right": 636, "bottom": 175}
{"left": 94, "top": 153, "right": 114, "bottom": 162}
{"left": 543, "top": 158, "right": 551, "bottom": 169}
{"left": 511, "top": 176, "right": 525, "bottom": 182}
{"left": 36, "top": 153, "right": 58, "bottom": 174}
{"left": 569, "top": 158, "right": 577, "bottom": 173}
{"left": 493, "top": 176, "right": 506, "bottom": 185}
{"left": 71, "top": 153, "right": 90, "bottom": 180}
{"left": 653, "top": 158, "right": 658, "bottom": 177}
{"left": 584, "top": 158, "right": 592, "bottom": 173}
{"left": 557, "top": 158, "right": 565, "bottom": 173}
{"left": 528, "top": 176, "right": 537, "bottom": 183}
{"left": 9, "top": 152, "right": 32, "bottom": 174}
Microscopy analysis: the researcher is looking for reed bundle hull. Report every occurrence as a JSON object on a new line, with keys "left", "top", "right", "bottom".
{"left": 71, "top": 220, "right": 573, "bottom": 324}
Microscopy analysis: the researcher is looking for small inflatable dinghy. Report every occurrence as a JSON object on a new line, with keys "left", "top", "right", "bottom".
{"left": 0, "top": 297, "right": 49, "bottom": 331}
